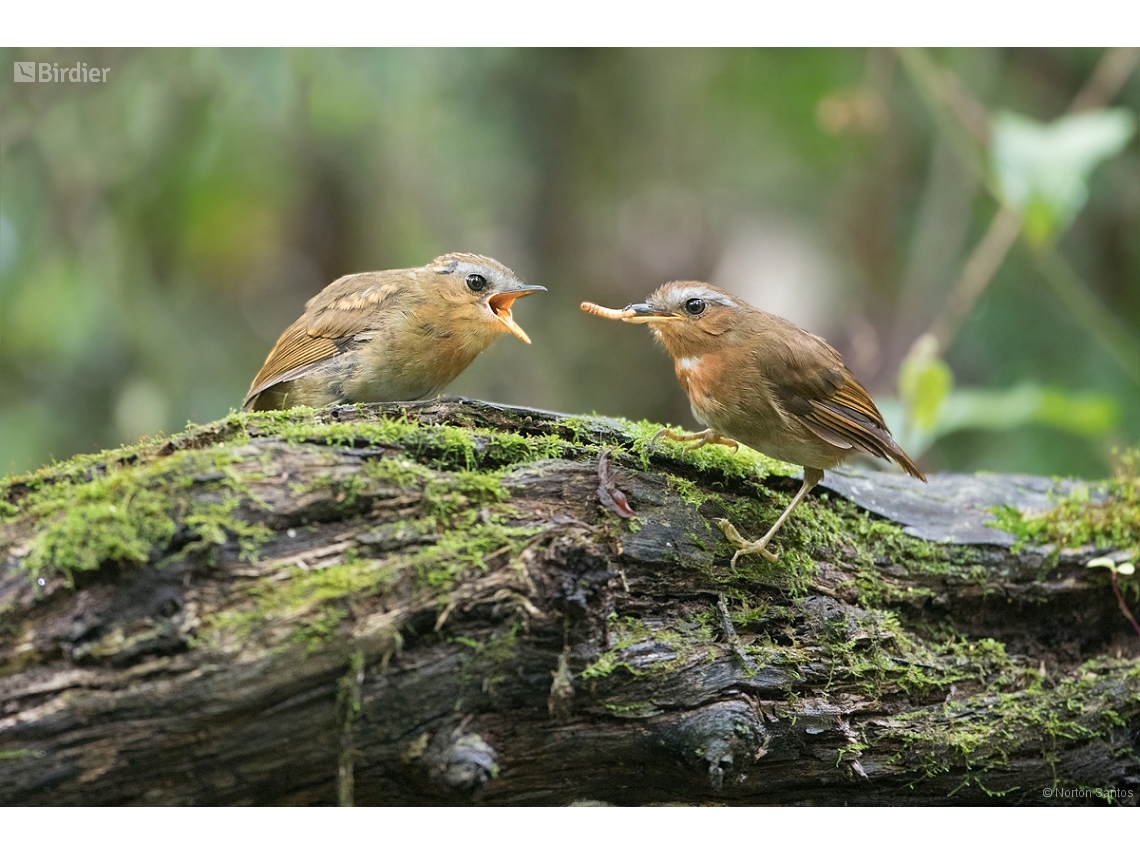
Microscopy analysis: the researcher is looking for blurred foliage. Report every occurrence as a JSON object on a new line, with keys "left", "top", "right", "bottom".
{"left": 992, "top": 108, "right": 1136, "bottom": 245}
{"left": 898, "top": 335, "right": 954, "bottom": 435}
{"left": 1, "top": 48, "right": 1138, "bottom": 478}
{"left": 886, "top": 369, "right": 1120, "bottom": 460}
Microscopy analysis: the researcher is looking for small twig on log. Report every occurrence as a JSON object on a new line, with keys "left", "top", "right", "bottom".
{"left": 596, "top": 449, "right": 635, "bottom": 519}
{"left": 1110, "top": 572, "right": 1140, "bottom": 638}
{"left": 717, "top": 593, "right": 758, "bottom": 671}
{"left": 337, "top": 652, "right": 365, "bottom": 807}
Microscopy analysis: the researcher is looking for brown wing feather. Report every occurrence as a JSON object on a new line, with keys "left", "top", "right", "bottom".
{"left": 243, "top": 316, "right": 344, "bottom": 406}
{"left": 828, "top": 380, "right": 888, "bottom": 425}
{"left": 243, "top": 272, "right": 406, "bottom": 408}
{"left": 764, "top": 330, "right": 925, "bottom": 481}
{"left": 302, "top": 272, "right": 405, "bottom": 339}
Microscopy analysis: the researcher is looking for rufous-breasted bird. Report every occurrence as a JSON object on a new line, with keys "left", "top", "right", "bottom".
{"left": 582, "top": 282, "right": 925, "bottom": 567}
{"left": 244, "top": 253, "right": 544, "bottom": 410}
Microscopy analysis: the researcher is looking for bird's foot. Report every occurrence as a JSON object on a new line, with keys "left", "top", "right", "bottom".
{"left": 652, "top": 427, "right": 739, "bottom": 455}
{"left": 716, "top": 518, "right": 778, "bottom": 567}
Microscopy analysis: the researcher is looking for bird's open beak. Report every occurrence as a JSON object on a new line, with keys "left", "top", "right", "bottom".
{"left": 489, "top": 284, "right": 546, "bottom": 344}
{"left": 622, "top": 303, "right": 683, "bottom": 324}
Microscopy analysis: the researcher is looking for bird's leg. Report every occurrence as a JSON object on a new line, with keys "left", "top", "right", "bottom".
{"left": 716, "top": 468, "right": 823, "bottom": 568}
{"left": 652, "top": 427, "right": 739, "bottom": 454}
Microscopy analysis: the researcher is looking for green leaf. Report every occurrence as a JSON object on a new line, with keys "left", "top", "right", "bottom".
{"left": 936, "top": 384, "right": 1119, "bottom": 438}
{"left": 1087, "top": 557, "right": 1136, "bottom": 576}
{"left": 879, "top": 383, "right": 1120, "bottom": 459}
{"left": 899, "top": 349, "right": 953, "bottom": 432}
{"left": 991, "top": 108, "right": 1137, "bottom": 244}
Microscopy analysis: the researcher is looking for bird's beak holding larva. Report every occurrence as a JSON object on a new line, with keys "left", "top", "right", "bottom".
{"left": 580, "top": 301, "right": 681, "bottom": 324}
{"left": 490, "top": 284, "right": 546, "bottom": 343}
{"left": 621, "top": 303, "right": 683, "bottom": 324}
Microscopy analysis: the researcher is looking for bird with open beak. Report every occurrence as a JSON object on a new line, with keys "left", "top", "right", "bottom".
{"left": 244, "top": 253, "right": 545, "bottom": 410}
{"left": 583, "top": 281, "right": 925, "bottom": 567}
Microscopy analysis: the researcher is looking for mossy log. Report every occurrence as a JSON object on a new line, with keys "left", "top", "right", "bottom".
{"left": 1, "top": 398, "right": 1137, "bottom": 806}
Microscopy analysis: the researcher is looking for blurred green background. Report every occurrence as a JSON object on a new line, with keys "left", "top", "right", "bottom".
{"left": 1, "top": 48, "right": 1137, "bottom": 478}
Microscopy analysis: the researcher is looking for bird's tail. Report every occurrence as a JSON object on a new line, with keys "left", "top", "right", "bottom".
{"left": 808, "top": 399, "right": 927, "bottom": 482}
{"left": 887, "top": 441, "right": 926, "bottom": 482}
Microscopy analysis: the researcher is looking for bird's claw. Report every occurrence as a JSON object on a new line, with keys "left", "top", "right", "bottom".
{"left": 716, "top": 518, "right": 779, "bottom": 567}
{"left": 653, "top": 428, "right": 738, "bottom": 456}
{"left": 651, "top": 426, "right": 703, "bottom": 454}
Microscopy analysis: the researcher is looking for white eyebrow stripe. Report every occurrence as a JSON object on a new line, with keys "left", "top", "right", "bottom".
{"left": 672, "top": 285, "right": 736, "bottom": 308}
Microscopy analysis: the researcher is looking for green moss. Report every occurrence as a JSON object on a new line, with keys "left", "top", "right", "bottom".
{"left": 290, "top": 604, "right": 350, "bottom": 652}
{"left": 888, "top": 657, "right": 1139, "bottom": 793}
{"left": 703, "top": 487, "right": 837, "bottom": 594}
{"left": 263, "top": 409, "right": 583, "bottom": 472}
{"left": 666, "top": 474, "right": 717, "bottom": 510}
{"left": 184, "top": 416, "right": 559, "bottom": 644}
{"left": 2, "top": 441, "right": 173, "bottom": 502}
{"left": 682, "top": 442, "right": 798, "bottom": 483}
{"left": 822, "top": 611, "right": 907, "bottom": 697}
{"left": 620, "top": 417, "right": 797, "bottom": 482}
{"left": 360, "top": 456, "right": 424, "bottom": 489}
{"left": 991, "top": 447, "right": 1140, "bottom": 552}
{"left": 0, "top": 410, "right": 306, "bottom": 583}
{"left": 423, "top": 470, "right": 508, "bottom": 521}
{"left": 180, "top": 496, "right": 273, "bottom": 564}
{"left": 196, "top": 420, "right": 547, "bottom": 648}
{"left": 682, "top": 477, "right": 946, "bottom": 599}
{"left": 3, "top": 447, "right": 273, "bottom": 583}
{"left": 24, "top": 474, "right": 177, "bottom": 580}
{"left": 730, "top": 491, "right": 981, "bottom": 610}
{"left": 413, "top": 520, "right": 540, "bottom": 590}
{"left": 207, "top": 554, "right": 400, "bottom": 648}
{"left": 807, "top": 605, "right": 1022, "bottom": 704}
{"left": 0, "top": 749, "right": 45, "bottom": 762}
{"left": 580, "top": 649, "right": 644, "bottom": 680}
{"left": 0, "top": 408, "right": 288, "bottom": 497}
{"left": 203, "top": 460, "right": 539, "bottom": 650}
{"left": 14, "top": 399, "right": 1129, "bottom": 746}
{"left": 725, "top": 596, "right": 783, "bottom": 630}
{"left": 448, "top": 623, "right": 525, "bottom": 704}
{"left": 580, "top": 615, "right": 709, "bottom": 682}
{"left": 603, "top": 701, "right": 658, "bottom": 717}
{"left": 454, "top": 623, "right": 521, "bottom": 665}
{"left": 276, "top": 414, "right": 476, "bottom": 465}
{"left": 564, "top": 413, "right": 799, "bottom": 482}
{"left": 482, "top": 431, "right": 569, "bottom": 467}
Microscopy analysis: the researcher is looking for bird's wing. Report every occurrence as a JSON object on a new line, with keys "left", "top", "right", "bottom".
{"left": 243, "top": 272, "right": 404, "bottom": 407}
{"left": 764, "top": 333, "right": 925, "bottom": 480}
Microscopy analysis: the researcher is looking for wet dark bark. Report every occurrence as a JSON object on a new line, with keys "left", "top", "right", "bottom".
{"left": 1, "top": 399, "right": 1137, "bottom": 805}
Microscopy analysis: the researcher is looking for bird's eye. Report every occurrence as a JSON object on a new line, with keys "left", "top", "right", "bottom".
{"left": 466, "top": 273, "right": 488, "bottom": 292}
{"left": 685, "top": 298, "right": 706, "bottom": 315}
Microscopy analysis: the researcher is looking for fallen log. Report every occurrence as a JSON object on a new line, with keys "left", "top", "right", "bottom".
{"left": 1, "top": 399, "right": 1136, "bottom": 805}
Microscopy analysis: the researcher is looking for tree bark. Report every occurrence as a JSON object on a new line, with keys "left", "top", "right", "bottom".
{"left": 1, "top": 398, "right": 1137, "bottom": 805}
